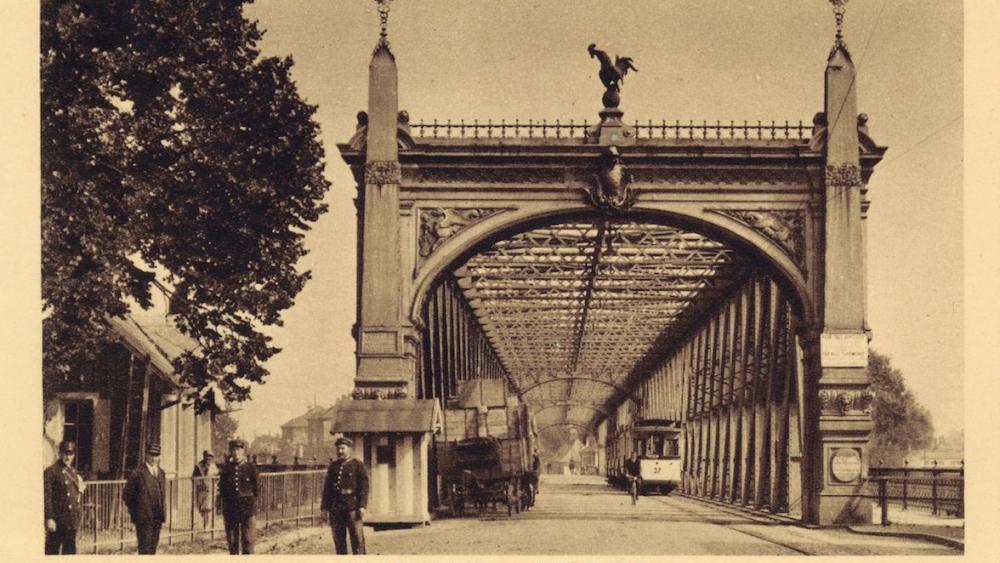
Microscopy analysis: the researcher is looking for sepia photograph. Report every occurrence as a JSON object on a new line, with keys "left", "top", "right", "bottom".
{"left": 6, "top": 0, "right": 992, "bottom": 558}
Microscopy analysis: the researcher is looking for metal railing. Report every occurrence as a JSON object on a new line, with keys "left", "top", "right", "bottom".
{"left": 78, "top": 470, "right": 326, "bottom": 554}
{"left": 410, "top": 119, "right": 812, "bottom": 141}
{"left": 868, "top": 463, "right": 964, "bottom": 525}
{"left": 632, "top": 119, "right": 811, "bottom": 141}
{"left": 412, "top": 119, "right": 591, "bottom": 139}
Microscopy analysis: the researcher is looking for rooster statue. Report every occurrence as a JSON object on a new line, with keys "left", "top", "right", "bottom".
{"left": 587, "top": 43, "right": 638, "bottom": 92}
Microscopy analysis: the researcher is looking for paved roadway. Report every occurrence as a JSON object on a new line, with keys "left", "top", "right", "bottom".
{"left": 267, "top": 474, "right": 960, "bottom": 556}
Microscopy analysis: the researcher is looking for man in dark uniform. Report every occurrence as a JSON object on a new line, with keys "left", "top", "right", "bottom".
{"left": 321, "top": 436, "right": 369, "bottom": 555}
{"left": 43, "top": 440, "right": 86, "bottom": 554}
{"left": 219, "top": 439, "right": 259, "bottom": 554}
{"left": 124, "top": 443, "right": 167, "bottom": 554}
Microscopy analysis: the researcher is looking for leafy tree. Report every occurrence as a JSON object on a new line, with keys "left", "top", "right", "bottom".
{"left": 211, "top": 412, "right": 239, "bottom": 458}
{"left": 41, "top": 0, "right": 330, "bottom": 410}
{"left": 249, "top": 434, "right": 295, "bottom": 463}
{"left": 867, "top": 351, "right": 934, "bottom": 465}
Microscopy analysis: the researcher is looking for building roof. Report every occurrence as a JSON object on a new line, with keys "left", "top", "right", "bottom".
{"left": 108, "top": 314, "right": 200, "bottom": 388}
{"left": 333, "top": 399, "right": 441, "bottom": 433}
{"left": 281, "top": 406, "right": 328, "bottom": 430}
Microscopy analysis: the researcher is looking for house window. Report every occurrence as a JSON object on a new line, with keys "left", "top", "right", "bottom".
{"left": 62, "top": 400, "right": 94, "bottom": 472}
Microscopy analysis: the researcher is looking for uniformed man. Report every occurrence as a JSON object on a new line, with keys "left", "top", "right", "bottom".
{"left": 321, "top": 436, "right": 369, "bottom": 555}
{"left": 124, "top": 443, "right": 167, "bottom": 554}
{"left": 43, "top": 440, "right": 86, "bottom": 554}
{"left": 219, "top": 439, "right": 259, "bottom": 554}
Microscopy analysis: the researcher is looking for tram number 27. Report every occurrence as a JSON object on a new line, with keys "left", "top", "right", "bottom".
{"left": 652, "top": 466, "right": 661, "bottom": 474}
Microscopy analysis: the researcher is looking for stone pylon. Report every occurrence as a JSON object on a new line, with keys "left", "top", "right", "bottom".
{"left": 800, "top": 39, "right": 875, "bottom": 526}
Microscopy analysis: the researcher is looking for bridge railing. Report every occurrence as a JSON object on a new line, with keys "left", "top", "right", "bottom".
{"left": 77, "top": 470, "right": 326, "bottom": 554}
{"left": 632, "top": 119, "right": 811, "bottom": 141}
{"left": 867, "top": 463, "right": 964, "bottom": 526}
{"left": 410, "top": 119, "right": 812, "bottom": 141}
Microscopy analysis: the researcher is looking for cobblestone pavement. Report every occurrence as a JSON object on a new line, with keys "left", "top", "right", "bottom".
{"left": 176, "top": 476, "right": 963, "bottom": 556}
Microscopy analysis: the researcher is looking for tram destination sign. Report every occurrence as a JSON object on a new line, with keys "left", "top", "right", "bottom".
{"left": 820, "top": 333, "right": 868, "bottom": 368}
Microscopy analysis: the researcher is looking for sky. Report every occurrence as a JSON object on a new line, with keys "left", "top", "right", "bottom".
{"left": 228, "top": 0, "right": 965, "bottom": 439}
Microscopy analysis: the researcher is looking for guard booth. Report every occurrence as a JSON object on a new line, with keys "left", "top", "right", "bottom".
{"left": 333, "top": 398, "right": 441, "bottom": 525}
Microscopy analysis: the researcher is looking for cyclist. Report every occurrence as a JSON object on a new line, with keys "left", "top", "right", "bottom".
{"left": 624, "top": 451, "right": 641, "bottom": 503}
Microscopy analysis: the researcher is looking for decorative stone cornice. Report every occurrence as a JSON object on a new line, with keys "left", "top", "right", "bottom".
{"left": 364, "top": 161, "right": 401, "bottom": 186}
{"left": 418, "top": 207, "right": 508, "bottom": 260}
{"left": 824, "top": 163, "right": 862, "bottom": 188}
{"left": 710, "top": 209, "right": 806, "bottom": 268}
{"left": 414, "top": 167, "right": 563, "bottom": 185}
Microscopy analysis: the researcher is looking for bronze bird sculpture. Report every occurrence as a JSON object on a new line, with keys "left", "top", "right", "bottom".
{"left": 588, "top": 43, "right": 638, "bottom": 92}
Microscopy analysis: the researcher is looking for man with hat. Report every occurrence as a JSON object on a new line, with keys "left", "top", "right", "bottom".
{"left": 192, "top": 450, "right": 218, "bottom": 529}
{"left": 219, "top": 438, "right": 259, "bottom": 554}
{"left": 124, "top": 442, "right": 167, "bottom": 554}
{"left": 43, "top": 440, "right": 86, "bottom": 554}
{"left": 321, "top": 435, "right": 369, "bottom": 555}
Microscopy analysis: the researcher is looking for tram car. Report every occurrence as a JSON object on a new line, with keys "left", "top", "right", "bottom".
{"left": 606, "top": 419, "right": 682, "bottom": 495}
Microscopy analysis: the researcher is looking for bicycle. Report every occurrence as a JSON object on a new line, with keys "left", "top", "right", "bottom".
{"left": 627, "top": 475, "right": 640, "bottom": 505}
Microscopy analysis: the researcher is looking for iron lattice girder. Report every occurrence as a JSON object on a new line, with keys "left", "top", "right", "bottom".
{"left": 455, "top": 219, "right": 749, "bottom": 428}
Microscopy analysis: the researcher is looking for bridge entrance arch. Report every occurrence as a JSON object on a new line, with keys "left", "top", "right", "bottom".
{"left": 338, "top": 27, "right": 884, "bottom": 526}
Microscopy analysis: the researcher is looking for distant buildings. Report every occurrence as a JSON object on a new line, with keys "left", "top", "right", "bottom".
{"left": 276, "top": 400, "right": 348, "bottom": 463}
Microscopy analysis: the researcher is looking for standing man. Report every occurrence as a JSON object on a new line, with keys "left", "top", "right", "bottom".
{"left": 192, "top": 450, "right": 218, "bottom": 529}
{"left": 124, "top": 443, "right": 166, "bottom": 554}
{"left": 219, "top": 439, "right": 259, "bottom": 554}
{"left": 43, "top": 440, "right": 86, "bottom": 554}
{"left": 321, "top": 436, "right": 369, "bottom": 555}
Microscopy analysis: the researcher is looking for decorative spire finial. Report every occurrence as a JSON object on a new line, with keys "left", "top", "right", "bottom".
{"left": 376, "top": 0, "right": 392, "bottom": 41}
{"left": 830, "top": 0, "right": 848, "bottom": 43}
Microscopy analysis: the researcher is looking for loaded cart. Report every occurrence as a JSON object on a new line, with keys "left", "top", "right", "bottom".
{"left": 435, "top": 380, "right": 537, "bottom": 517}
{"left": 449, "top": 436, "right": 523, "bottom": 516}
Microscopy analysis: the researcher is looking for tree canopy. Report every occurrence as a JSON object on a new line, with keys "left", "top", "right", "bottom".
{"left": 867, "top": 351, "right": 934, "bottom": 465}
{"left": 211, "top": 412, "right": 239, "bottom": 457}
{"left": 42, "top": 0, "right": 330, "bottom": 410}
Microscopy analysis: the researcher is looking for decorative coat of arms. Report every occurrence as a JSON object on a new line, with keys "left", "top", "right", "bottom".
{"left": 585, "top": 145, "right": 638, "bottom": 211}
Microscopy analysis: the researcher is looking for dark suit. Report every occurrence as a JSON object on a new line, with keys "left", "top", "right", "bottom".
{"left": 43, "top": 461, "right": 84, "bottom": 554}
{"left": 123, "top": 465, "right": 167, "bottom": 554}
{"left": 321, "top": 457, "right": 369, "bottom": 555}
{"left": 219, "top": 459, "right": 259, "bottom": 554}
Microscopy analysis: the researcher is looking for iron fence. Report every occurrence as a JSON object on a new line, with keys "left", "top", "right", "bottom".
{"left": 409, "top": 118, "right": 812, "bottom": 141}
{"left": 78, "top": 470, "right": 326, "bottom": 554}
{"left": 867, "top": 464, "right": 964, "bottom": 525}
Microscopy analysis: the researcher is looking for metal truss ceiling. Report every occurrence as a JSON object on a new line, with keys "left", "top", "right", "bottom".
{"left": 454, "top": 220, "right": 749, "bottom": 430}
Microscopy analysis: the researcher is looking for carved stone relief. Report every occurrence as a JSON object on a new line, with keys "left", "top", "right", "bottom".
{"left": 818, "top": 389, "right": 875, "bottom": 416}
{"left": 824, "top": 163, "right": 862, "bottom": 188}
{"left": 352, "top": 387, "right": 408, "bottom": 400}
{"left": 364, "top": 161, "right": 401, "bottom": 186}
{"left": 710, "top": 209, "right": 806, "bottom": 268}
{"left": 418, "top": 207, "right": 507, "bottom": 260}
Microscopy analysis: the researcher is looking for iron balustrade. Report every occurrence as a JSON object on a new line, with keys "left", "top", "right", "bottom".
{"left": 632, "top": 120, "right": 811, "bottom": 141}
{"left": 76, "top": 469, "right": 326, "bottom": 554}
{"left": 409, "top": 118, "right": 812, "bottom": 141}
{"left": 867, "top": 463, "right": 964, "bottom": 526}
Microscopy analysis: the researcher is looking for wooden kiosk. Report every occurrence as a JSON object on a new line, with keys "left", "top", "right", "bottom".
{"left": 333, "top": 398, "right": 442, "bottom": 526}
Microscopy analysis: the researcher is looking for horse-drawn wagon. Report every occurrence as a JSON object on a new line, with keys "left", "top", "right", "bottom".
{"left": 435, "top": 380, "right": 537, "bottom": 517}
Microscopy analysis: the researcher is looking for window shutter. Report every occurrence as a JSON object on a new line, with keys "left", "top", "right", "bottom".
{"left": 93, "top": 399, "right": 111, "bottom": 473}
